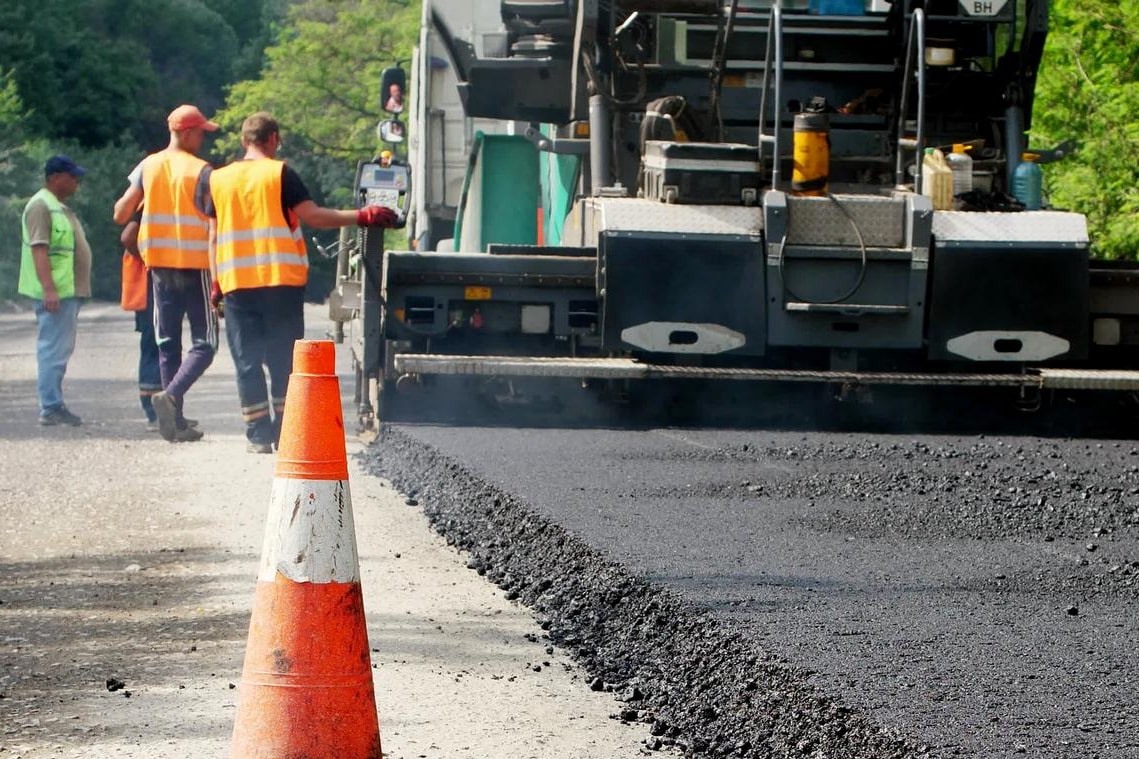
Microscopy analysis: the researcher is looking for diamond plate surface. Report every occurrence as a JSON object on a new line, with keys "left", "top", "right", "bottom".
{"left": 786, "top": 195, "right": 907, "bottom": 248}
{"left": 932, "top": 211, "right": 1089, "bottom": 244}
{"left": 592, "top": 198, "right": 763, "bottom": 237}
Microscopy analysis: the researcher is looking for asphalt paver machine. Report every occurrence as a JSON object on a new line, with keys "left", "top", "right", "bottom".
{"left": 333, "top": 0, "right": 1139, "bottom": 430}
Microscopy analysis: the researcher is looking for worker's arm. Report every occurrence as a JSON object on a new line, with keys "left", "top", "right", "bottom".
{"left": 291, "top": 200, "right": 357, "bottom": 229}
{"left": 120, "top": 220, "right": 140, "bottom": 256}
{"left": 293, "top": 201, "right": 398, "bottom": 230}
{"left": 285, "top": 168, "right": 395, "bottom": 229}
{"left": 207, "top": 218, "right": 224, "bottom": 311}
{"left": 208, "top": 219, "right": 218, "bottom": 279}
{"left": 31, "top": 244, "right": 59, "bottom": 313}
{"left": 284, "top": 165, "right": 392, "bottom": 229}
{"left": 112, "top": 184, "right": 143, "bottom": 226}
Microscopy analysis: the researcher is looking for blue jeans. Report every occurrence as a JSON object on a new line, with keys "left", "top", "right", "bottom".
{"left": 136, "top": 274, "right": 162, "bottom": 421}
{"left": 35, "top": 297, "right": 81, "bottom": 415}
{"left": 152, "top": 267, "right": 217, "bottom": 404}
{"left": 223, "top": 286, "right": 305, "bottom": 445}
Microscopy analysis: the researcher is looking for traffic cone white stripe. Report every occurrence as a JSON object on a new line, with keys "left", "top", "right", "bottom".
{"left": 258, "top": 478, "right": 361, "bottom": 584}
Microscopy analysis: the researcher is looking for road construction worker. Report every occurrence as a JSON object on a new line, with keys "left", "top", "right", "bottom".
{"left": 201, "top": 111, "right": 397, "bottom": 453}
{"left": 19, "top": 155, "right": 93, "bottom": 427}
{"left": 119, "top": 211, "right": 163, "bottom": 431}
{"left": 112, "top": 104, "right": 219, "bottom": 443}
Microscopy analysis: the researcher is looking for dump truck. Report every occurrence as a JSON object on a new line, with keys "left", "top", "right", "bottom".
{"left": 332, "top": 0, "right": 1139, "bottom": 430}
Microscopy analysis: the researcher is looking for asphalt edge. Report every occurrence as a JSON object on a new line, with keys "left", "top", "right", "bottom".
{"left": 363, "top": 426, "right": 930, "bottom": 759}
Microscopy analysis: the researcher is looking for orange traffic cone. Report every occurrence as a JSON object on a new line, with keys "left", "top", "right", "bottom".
{"left": 231, "top": 340, "right": 381, "bottom": 759}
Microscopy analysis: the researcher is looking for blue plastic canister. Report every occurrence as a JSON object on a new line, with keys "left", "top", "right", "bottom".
{"left": 1012, "top": 152, "right": 1043, "bottom": 210}
{"left": 809, "top": 0, "right": 865, "bottom": 15}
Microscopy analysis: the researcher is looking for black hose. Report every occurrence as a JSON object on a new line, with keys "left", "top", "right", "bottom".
{"left": 709, "top": 0, "right": 741, "bottom": 142}
{"left": 778, "top": 193, "right": 870, "bottom": 306}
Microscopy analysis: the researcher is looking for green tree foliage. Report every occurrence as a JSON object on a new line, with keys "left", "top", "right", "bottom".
{"left": 0, "top": 0, "right": 287, "bottom": 301}
{"left": 0, "top": 70, "right": 30, "bottom": 296}
{"left": 0, "top": 68, "right": 26, "bottom": 150}
{"left": 210, "top": 0, "right": 295, "bottom": 81}
{"left": 214, "top": 0, "right": 418, "bottom": 296}
{"left": 216, "top": 0, "right": 419, "bottom": 161}
{"left": 1035, "top": 0, "right": 1139, "bottom": 257}
{"left": 0, "top": 0, "right": 287, "bottom": 149}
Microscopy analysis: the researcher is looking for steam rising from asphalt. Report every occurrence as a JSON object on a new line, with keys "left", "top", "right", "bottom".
{"left": 383, "top": 376, "right": 1134, "bottom": 438}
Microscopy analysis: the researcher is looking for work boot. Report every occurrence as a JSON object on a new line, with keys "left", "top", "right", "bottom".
{"left": 151, "top": 391, "right": 178, "bottom": 442}
{"left": 40, "top": 407, "right": 82, "bottom": 427}
{"left": 172, "top": 425, "right": 204, "bottom": 443}
{"left": 247, "top": 441, "right": 274, "bottom": 454}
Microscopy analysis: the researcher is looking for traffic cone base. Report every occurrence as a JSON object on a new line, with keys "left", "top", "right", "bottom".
{"left": 232, "top": 578, "right": 381, "bottom": 759}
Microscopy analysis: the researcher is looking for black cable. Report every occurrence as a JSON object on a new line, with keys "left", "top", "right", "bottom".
{"left": 583, "top": 51, "right": 646, "bottom": 107}
{"left": 709, "top": 0, "right": 741, "bottom": 142}
{"left": 778, "top": 193, "right": 870, "bottom": 306}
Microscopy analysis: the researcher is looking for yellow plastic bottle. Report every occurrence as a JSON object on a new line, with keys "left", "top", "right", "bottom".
{"left": 792, "top": 111, "right": 829, "bottom": 197}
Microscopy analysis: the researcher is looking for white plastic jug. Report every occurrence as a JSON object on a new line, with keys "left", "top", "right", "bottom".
{"left": 946, "top": 143, "right": 974, "bottom": 196}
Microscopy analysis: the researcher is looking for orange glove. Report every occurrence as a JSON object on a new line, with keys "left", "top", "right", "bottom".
{"left": 356, "top": 206, "right": 398, "bottom": 228}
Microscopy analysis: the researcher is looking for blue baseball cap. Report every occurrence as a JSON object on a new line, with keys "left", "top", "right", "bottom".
{"left": 44, "top": 155, "right": 87, "bottom": 178}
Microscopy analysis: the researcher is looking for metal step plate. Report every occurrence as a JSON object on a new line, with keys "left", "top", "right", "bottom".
{"left": 932, "top": 211, "right": 1088, "bottom": 247}
{"left": 590, "top": 198, "right": 764, "bottom": 237}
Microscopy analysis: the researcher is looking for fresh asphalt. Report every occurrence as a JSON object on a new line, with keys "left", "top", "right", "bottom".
{"left": 367, "top": 406, "right": 1139, "bottom": 759}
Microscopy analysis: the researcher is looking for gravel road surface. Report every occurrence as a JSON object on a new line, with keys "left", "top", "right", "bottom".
{"left": 0, "top": 302, "right": 649, "bottom": 758}
{"left": 367, "top": 419, "right": 1139, "bottom": 759}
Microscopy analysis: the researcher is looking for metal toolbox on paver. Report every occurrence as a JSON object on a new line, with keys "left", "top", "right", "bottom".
{"left": 641, "top": 141, "right": 762, "bottom": 206}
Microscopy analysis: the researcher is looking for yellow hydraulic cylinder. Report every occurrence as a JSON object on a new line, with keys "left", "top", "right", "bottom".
{"left": 791, "top": 111, "right": 829, "bottom": 197}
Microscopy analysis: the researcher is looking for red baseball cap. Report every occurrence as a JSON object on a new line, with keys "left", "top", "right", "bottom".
{"left": 168, "top": 104, "right": 219, "bottom": 132}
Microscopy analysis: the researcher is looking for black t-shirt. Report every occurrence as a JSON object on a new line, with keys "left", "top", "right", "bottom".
{"left": 196, "top": 163, "right": 312, "bottom": 220}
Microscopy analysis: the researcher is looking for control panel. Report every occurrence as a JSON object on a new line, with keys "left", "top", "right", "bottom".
{"left": 356, "top": 160, "right": 410, "bottom": 227}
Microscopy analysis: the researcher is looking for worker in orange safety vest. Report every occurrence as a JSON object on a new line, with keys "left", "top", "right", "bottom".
{"left": 113, "top": 104, "right": 219, "bottom": 443}
{"left": 200, "top": 111, "right": 397, "bottom": 454}
{"left": 118, "top": 210, "right": 163, "bottom": 431}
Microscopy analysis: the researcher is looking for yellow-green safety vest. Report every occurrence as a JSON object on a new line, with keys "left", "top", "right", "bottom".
{"left": 19, "top": 188, "right": 76, "bottom": 299}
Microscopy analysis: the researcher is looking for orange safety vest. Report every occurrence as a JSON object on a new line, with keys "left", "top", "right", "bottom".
{"left": 120, "top": 252, "right": 148, "bottom": 311}
{"left": 138, "top": 149, "right": 211, "bottom": 270}
{"left": 209, "top": 159, "right": 308, "bottom": 294}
